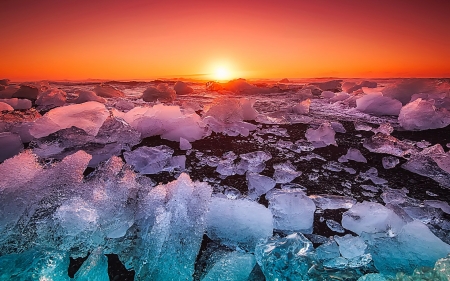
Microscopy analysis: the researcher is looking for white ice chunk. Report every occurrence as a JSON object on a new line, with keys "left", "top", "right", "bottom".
{"left": 30, "top": 101, "right": 109, "bottom": 138}
{"left": 36, "top": 89, "right": 67, "bottom": 107}
{"left": 309, "top": 194, "right": 356, "bottom": 210}
{"left": 266, "top": 189, "right": 315, "bottom": 233}
{"left": 305, "top": 122, "right": 336, "bottom": 147}
{"left": 338, "top": 148, "right": 367, "bottom": 163}
{"left": 356, "top": 93, "right": 402, "bottom": 116}
{"left": 335, "top": 234, "right": 367, "bottom": 259}
{"left": 142, "top": 83, "right": 176, "bottom": 102}
{"left": 399, "top": 98, "right": 450, "bottom": 131}
{"left": 179, "top": 137, "right": 192, "bottom": 150}
{"left": 124, "top": 145, "right": 185, "bottom": 174}
{"left": 0, "top": 150, "right": 41, "bottom": 192}
{"left": 206, "top": 197, "right": 273, "bottom": 250}
{"left": 291, "top": 99, "right": 311, "bottom": 114}
{"left": 273, "top": 161, "right": 301, "bottom": 183}
{"left": 342, "top": 202, "right": 405, "bottom": 236}
{"left": 246, "top": 172, "right": 276, "bottom": 200}
{"left": 71, "top": 90, "right": 106, "bottom": 104}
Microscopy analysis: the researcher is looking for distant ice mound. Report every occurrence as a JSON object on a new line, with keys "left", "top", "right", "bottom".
{"left": 0, "top": 86, "right": 20, "bottom": 99}
{"left": 71, "top": 90, "right": 106, "bottom": 104}
{"left": 93, "top": 84, "right": 125, "bottom": 98}
{"left": 30, "top": 101, "right": 110, "bottom": 138}
{"left": 382, "top": 79, "right": 450, "bottom": 105}
{"left": 356, "top": 93, "right": 402, "bottom": 116}
{"left": 11, "top": 85, "right": 40, "bottom": 101}
{"left": 0, "top": 98, "right": 32, "bottom": 110}
{"left": 399, "top": 98, "right": 450, "bottom": 130}
{"left": 173, "top": 81, "right": 194, "bottom": 95}
{"left": 206, "top": 79, "right": 274, "bottom": 95}
{"left": 142, "top": 83, "right": 176, "bottom": 102}
{"left": 342, "top": 81, "right": 377, "bottom": 94}
{"left": 116, "top": 103, "right": 206, "bottom": 141}
{"left": 36, "top": 89, "right": 67, "bottom": 108}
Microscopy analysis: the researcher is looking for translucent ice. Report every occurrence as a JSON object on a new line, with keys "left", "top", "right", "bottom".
{"left": 73, "top": 248, "right": 109, "bottom": 281}
{"left": 0, "top": 101, "right": 14, "bottom": 111}
{"left": 356, "top": 93, "right": 402, "bottom": 116}
{"left": 291, "top": 99, "right": 311, "bottom": 114}
{"left": 30, "top": 101, "right": 109, "bottom": 138}
{"left": 342, "top": 202, "right": 405, "bottom": 236}
{"left": 246, "top": 172, "right": 276, "bottom": 200}
{"left": 179, "top": 137, "right": 192, "bottom": 150}
{"left": 133, "top": 173, "right": 212, "bottom": 280}
{"left": 93, "top": 84, "right": 125, "bottom": 98}
{"left": 310, "top": 194, "right": 356, "bottom": 210}
{"left": 0, "top": 150, "right": 41, "bottom": 192}
{"left": 399, "top": 98, "right": 450, "bottom": 131}
{"left": 124, "top": 145, "right": 185, "bottom": 174}
{"left": 338, "top": 148, "right": 367, "bottom": 163}
{"left": 71, "top": 90, "right": 106, "bottom": 104}
{"left": 201, "top": 252, "right": 256, "bottom": 281}
{"left": 255, "top": 233, "right": 315, "bottom": 281}
{"left": 305, "top": 122, "right": 336, "bottom": 147}
{"left": 273, "top": 161, "right": 301, "bottom": 183}
{"left": 236, "top": 150, "right": 272, "bottom": 175}
{"left": 334, "top": 234, "right": 367, "bottom": 259}
{"left": 266, "top": 189, "right": 315, "bottom": 233}
{"left": 204, "top": 97, "right": 259, "bottom": 123}
{"left": 363, "top": 133, "right": 417, "bottom": 157}
{"left": 0, "top": 132, "right": 23, "bottom": 162}
{"left": 326, "top": 220, "right": 345, "bottom": 233}
{"left": 0, "top": 98, "right": 32, "bottom": 110}
{"left": 36, "top": 88, "right": 67, "bottom": 108}
{"left": 206, "top": 197, "right": 273, "bottom": 250}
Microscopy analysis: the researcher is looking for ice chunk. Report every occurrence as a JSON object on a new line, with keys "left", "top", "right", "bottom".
{"left": 331, "top": 121, "right": 346, "bottom": 133}
{"left": 93, "top": 84, "right": 125, "bottom": 98}
{"left": 305, "top": 122, "right": 336, "bottom": 147}
{"left": 142, "top": 83, "right": 176, "bottom": 102}
{"left": 338, "top": 148, "right": 367, "bottom": 163}
{"left": 73, "top": 248, "right": 109, "bottom": 281}
{"left": 124, "top": 145, "right": 185, "bottom": 174}
{"left": 0, "top": 101, "right": 14, "bottom": 111}
{"left": 399, "top": 98, "right": 450, "bottom": 131}
{"left": 316, "top": 240, "right": 340, "bottom": 261}
{"left": 365, "top": 220, "right": 450, "bottom": 276}
{"left": 204, "top": 97, "right": 259, "bottom": 123}
{"left": 330, "top": 92, "right": 350, "bottom": 102}
{"left": 30, "top": 101, "right": 109, "bottom": 138}
{"left": 382, "top": 156, "right": 400, "bottom": 169}
{"left": 291, "top": 99, "right": 310, "bottom": 114}
{"left": 71, "top": 90, "right": 106, "bottom": 104}
{"left": 321, "top": 90, "right": 336, "bottom": 98}
{"left": 273, "top": 161, "right": 301, "bottom": 183}
{"left": 173, "top": 81, "right": 194, "bottom": 95}
{"left": 266, "top": 189, "right": 315, "bottom": 233}
{"left": 326, "top": 220, "right": 345, "bottom": 233}
{"left": 54, "top": 197, "right": 98, "bottom": 236}
{"left": 358, "top": 167, "right": 387, "bottom": 185}
{"left": 342, "top": 202, "right": 405, "bottom": 236}
{"left": 0, "top": 132, "right": 23, "bottom": 162}
{"left": 133, "top": 174, "right": 212, "bottom": 280}
{"left": 402, "top": 144, "right": 450, "bottom": 187}
{"left": 246, "top": 172, "right": 276, "bottom": 200}
{"left": 356, "top": 93, "right": 402, "bottom": 116}
{"left": 372, "top": 123, "right": 394, "bottom": 135}
{"left": 363, "top": 133, "right": 417, "bottom": 157}
{"left": 424, "top": 200, "right": 450, "bottom": 215}
{"left": 310, "top": 80, "right": 342, "bottom": 91}
{"left": 255, "top": 233, "right": 315, "bottom": 281}
{"left": 236, "top": 150, "right": 272, "bottom": 175}
{"left": 36, "top": 88, "right": 67, "bottom": 107}
{"left": 201, "top": 252, "right": 256, "bottom": 281}
{"left": 309, "top": 194, "right": 356, "bottom": 210}
{"left": 240, "top": 98, "right": 259, "bottom": 120}
{"left": 0, "top": 247, "right": 70, "bottom": 281}
{"left": 206, "top": 197, "right": 273, "bottom": 250}
{"left": 12, "top": 85, "right": 39, "bottom": 101}
{"left": 335, "top": 234, "right": 367, "bottom": 259}
{"left": 0, "top": 98, "right": 33, "bottom": 111}
{"left": 179, "top": 137, "right": 192, "bottom": 150}
{"left": 382, "top": 78, "right": 442, "bottom": 105}
{"left": 114, "top": 99, "right": 134, "bottom": 111}
{"left": 0, "top": 150, "right": 41, "bottom": 191}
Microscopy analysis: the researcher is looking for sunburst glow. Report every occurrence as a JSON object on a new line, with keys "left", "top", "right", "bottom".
{"left": 214, "top": 67, "right": 231, "bottom": 81}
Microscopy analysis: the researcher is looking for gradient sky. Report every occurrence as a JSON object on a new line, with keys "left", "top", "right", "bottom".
{"left": 1, "top": 0, "right": 450, "bottom": 81}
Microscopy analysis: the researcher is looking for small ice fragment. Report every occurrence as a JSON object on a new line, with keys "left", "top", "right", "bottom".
{"left": 309, "top": 194, "right": 356, "bottom": 210}
{"left": 334, "top": 234, "right": 367, "bottom": 259}
{"left": 273, "top": 161, "right": 301, "bottom": 183}
{"left": 179, "top": 137, "right": 192, "bottom": 150}
{"left": 326, "top": 220, "right": 345, "bottom": 233}
{"left": 338, "top": 148, "right": 367, "bottom": 163}
{"left": 382, "top": 156, "right": 399, "bottom": 169}
{"left": 305, "top": 122, "right": 337, "bottom": 147}
{"left": 246, "top": 172, "right": 276, "bottom": 200}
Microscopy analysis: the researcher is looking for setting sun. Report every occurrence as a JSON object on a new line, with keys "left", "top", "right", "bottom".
{"left": 214, "top": 67, "right": 231, "bottom": 81}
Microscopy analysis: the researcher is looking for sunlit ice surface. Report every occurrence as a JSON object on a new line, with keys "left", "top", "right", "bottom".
{"left": 0, "top": 78, "right": 449, "bottom": 280}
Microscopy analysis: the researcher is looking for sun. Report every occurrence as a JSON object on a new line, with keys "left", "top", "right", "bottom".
{"left": 214, "top": 67, "right": 231, "bottom": 81}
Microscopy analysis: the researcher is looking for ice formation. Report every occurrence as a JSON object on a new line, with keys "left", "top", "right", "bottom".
{"left": 305, "top": 122, "right": 337, "bottom": 147}
{"left": 0, "top": 132, "right": 23, "bottom": 162}
{"left": 399, "top": 98, "right": 450, "bottom": 130}
{"left": 142, "top": 84, "right": 176, "bottom": 102}
{"left": 246, "top": 172, "right": 276, "bottom": 200}
{"left": 0, "top": 101, "right": 13, "bottom": 111}
{"left": 0, "top": 98, "right": 32, "bottom": 110}
{"left": 356, "top": 93, "right": 402, "bottom": 116}
{"left": 338, "top": 148, "right": 367, "bottom": 163}
{"left": 30, "top": 101, "right": 110, "bottom": 138}
{"left": 11, "top": 85, "right": 40, "bottom": 101}
{"left": 173, "top": 81, "right": 194, "bottom": 95}
{"left": 93, "top": 84, "right": 125, "bottom": 98}
{"left": 124, "top": 145, "right": 185, "bottom": 174}
{"left": 71, "top": 90, "right": 106, "bottom": 104}
{"left": 36, "top": 88, "right": 67, "bottom": 108}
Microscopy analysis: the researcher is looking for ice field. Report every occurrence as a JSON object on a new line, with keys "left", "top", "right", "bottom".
{"left": 0, "top": 78, "right": 449, "bottom": 280}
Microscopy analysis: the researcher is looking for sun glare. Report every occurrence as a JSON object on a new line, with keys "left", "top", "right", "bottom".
{"left": 214, "top": 67, "right": 231, "bottom": 81}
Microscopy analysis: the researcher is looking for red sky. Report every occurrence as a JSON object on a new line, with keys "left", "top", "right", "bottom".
{"left": 1, "top": 0, "right": 450, "bottom": 81}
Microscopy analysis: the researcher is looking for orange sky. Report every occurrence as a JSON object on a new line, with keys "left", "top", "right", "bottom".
{"left": 1, "top": 0, "right": 450, "bottom": 81}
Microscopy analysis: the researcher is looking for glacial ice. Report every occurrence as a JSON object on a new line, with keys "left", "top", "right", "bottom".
{"left": 36, "top": 88, "right": 67, "bottom": 108}
{"left": 0, "top": 98, "right": 32, "bottom": 110}
{"left": 246, "top": 172, "right": 276, "bottom": 200}
{"left": 236, "top": 150, "right": 272, "bottom": 175}
{"left": 305, "top": 122, "right": 336, "bottom": 147}
{"left": 0, "top": 132, "right": 23, "bottom": 162}
{"left": 273, "top": 161, "right": 301, "bottom": 183}
{"left": 266, "top": 189, "right": 315, "bottom": 233}
{"left": 356, "top": 93, "right": 402, "bottom": 116}
{"left": 73, "top": 248, "right": 109, "bottom": 281}
{"left": 399, "top": 98, "right": 450, "bottom": 130}
{"left": 11, "top": 85, "right": 40, "bottom": 101}
{"left": 206, "top": 197, "right": 273, "bottom": 250}
{"left": 174, "top": 81, "right": 194, "bottom": 95}
{"left": 124, "top": 145, "right": 185, "bottom": 174}
{"left": 93, "top": 84, "right": 125, "bottom": 98}
{"left": 30, "top": 101, "right": 110, "bottom": 138}
{"left": 200, "top": 252, "right": 256, "bottom": 281}
{"left": 363, "top": 133, "right": 417, "bottom": 157}
{"left": 338, "top": 148, "right": 367, "bottom": 163}
{"left": 310, "top": 194, "right": 356, "bottom": 210}
{"left": 334, "top": 234, "right": 367, "bottom": 259}
{"left": 71, "top": 90, "right": 106, "bottom": 104}
{"left": 291, "top": 98, "right": 311, "bottom": 114}
{"left": 142, "top": 83, "right": 176, "bottom": 102}
{"left": 0, "top": 101, "right": 14, "bottom": 111}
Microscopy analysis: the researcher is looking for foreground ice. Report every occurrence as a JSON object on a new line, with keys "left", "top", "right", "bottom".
{"left": 305, "top": 122, "right": 336, "bottom": 147}
{"left": 30, "top": 101, "right": 109, "bottom": 138}
{"left": 200, "top": 251, "right": 256, "bottom": 281}
{"left": 356, "top": 93, "right": 402, "bottom": 116}
{"left": 399, "top": 98, "right": 450, "bottom": 130}
{"left": 124, "top": 145, "right": 185, "bottom": 174}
